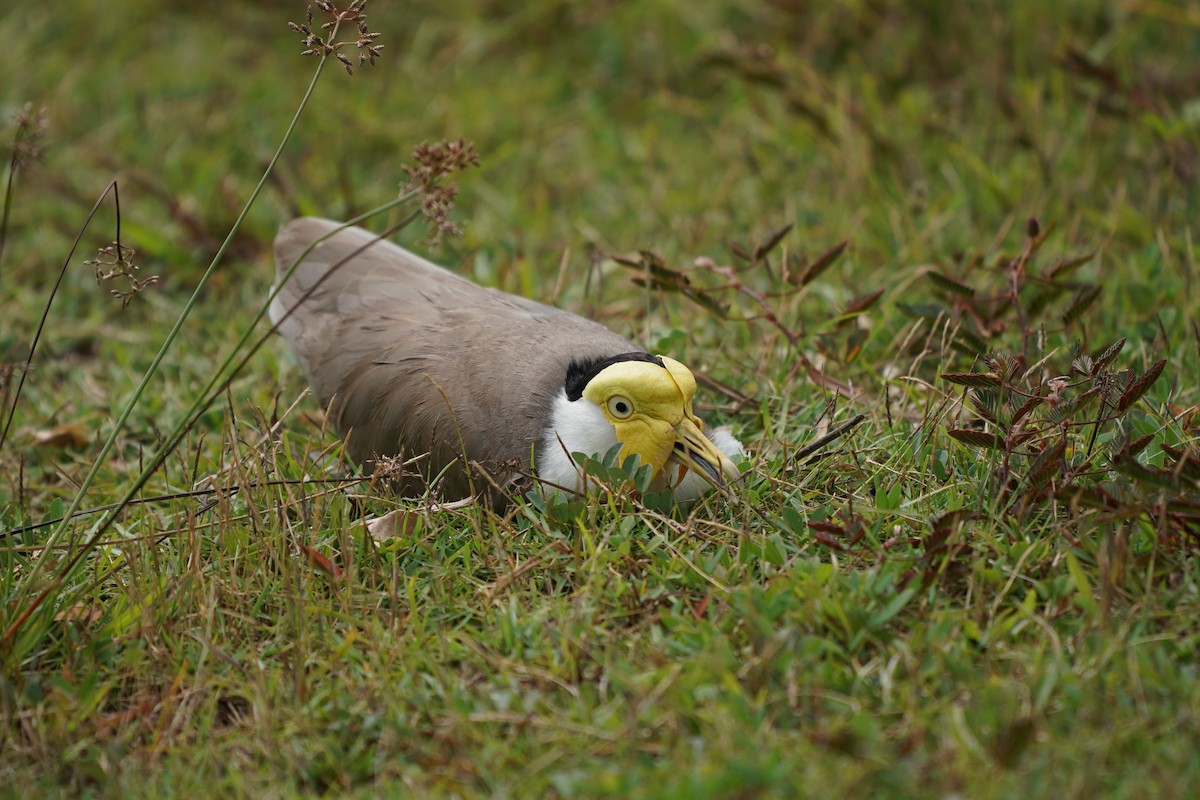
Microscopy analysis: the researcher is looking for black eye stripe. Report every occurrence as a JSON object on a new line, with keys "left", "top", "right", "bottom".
{"left": 564, "top": 352, "right": 665, "bottom": 401}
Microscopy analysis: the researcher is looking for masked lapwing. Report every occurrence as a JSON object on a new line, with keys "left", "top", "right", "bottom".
{"left": 270, "top": 217, "right": 744, "bottom": 507}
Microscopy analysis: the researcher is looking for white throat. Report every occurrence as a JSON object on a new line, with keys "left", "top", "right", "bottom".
{"left": 536, "top": 391, "right": 745, "bottom": 503}
{"left": 537, "top": 392, "right": 619, "bottom": 495}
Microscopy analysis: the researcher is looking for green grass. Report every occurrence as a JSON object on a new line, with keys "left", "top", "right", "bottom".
{"left": 3, "top": 0, "right": 1200, "bottom": 796}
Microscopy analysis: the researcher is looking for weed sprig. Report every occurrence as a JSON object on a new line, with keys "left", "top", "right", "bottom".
{"left": 87, "top": 242, "right": 158, "bottom": 308}
{"left": 289, "top": 0, "right": 383, "bottom": 74}
{"left": 0, "top": 102, "right": 48, "bottom": 274}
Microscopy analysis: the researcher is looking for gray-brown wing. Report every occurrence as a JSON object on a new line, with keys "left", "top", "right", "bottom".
{"left": 271, "top": 217, "right": 636, "bottom": 500}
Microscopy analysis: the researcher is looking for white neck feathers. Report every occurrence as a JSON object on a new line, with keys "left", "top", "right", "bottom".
{"left": 537, "top": 392, "right": 619, "bottom": 495}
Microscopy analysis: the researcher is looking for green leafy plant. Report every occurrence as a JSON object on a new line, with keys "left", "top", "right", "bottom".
{"left": 920, "top": 219, "right": 1188, "bottom": 544}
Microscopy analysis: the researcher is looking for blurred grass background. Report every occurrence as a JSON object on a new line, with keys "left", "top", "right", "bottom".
{"left": 2, "top": 0, "right": 1199, "bottom": 796}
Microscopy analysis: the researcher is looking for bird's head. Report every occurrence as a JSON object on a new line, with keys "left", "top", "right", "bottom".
{"left": 569, "top": 353, "right": 742, "bottom": 494}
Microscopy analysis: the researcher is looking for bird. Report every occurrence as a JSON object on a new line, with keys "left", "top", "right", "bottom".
{"left": 269, "top": 217, "right": 744, "bottom": 508}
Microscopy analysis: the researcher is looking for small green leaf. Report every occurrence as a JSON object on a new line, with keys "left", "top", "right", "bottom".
{"left": 634, "top": 462, "right": 654, "bottom": 494}
{"left": 642, "top": 489, "right": 675, "bottom": 514}
{"left": 876, "top": 480, "right": 903, "bottom": 510}
{"left": 780, "top": 505, "right": 805, "bottom": 534}
{"left": 525, "top": 490, "right": 547, "bottom": 512}
{"left": 1065, "top": 551, "right": 1097, "bottom": 616}
{"left": 762, "top": 535, "right": 785, "bottom": 566}
{"left": 869, "top": 587, "right": 917, "bottom": 628}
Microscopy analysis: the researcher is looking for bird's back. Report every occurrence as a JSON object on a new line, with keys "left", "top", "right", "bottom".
{"left": 271, "top": 217, "right": 636, "bottom": 500}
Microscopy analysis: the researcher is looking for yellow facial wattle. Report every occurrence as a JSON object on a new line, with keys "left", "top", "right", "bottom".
{"left": 581, "top": 355, "right": 739, "bottom": 492}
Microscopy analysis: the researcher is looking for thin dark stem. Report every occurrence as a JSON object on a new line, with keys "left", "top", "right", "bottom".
{"left": 0, "top": 476, "right": 370, "bottom": 539}
{"left": 797, "top": 414, "right": 867, "bottom": 464}
{"left": 0, "top": 151, "right": 17, "bottom": 272}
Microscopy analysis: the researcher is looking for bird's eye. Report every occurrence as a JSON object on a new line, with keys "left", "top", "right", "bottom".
{"left": 607, "top": 396, "right": 633, "bottom": 419}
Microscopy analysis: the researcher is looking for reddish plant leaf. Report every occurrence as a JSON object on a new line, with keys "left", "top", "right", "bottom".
{"left": 299, "top": 543, "right": 342, "bottom": 578}
{"left": 941, "top": 371, "right": 1004, "bottom": 388}
{"left": 1091, "top": 337, "right": 1127, "bottom": 372}
{"left": 968, "top": 394, "right": 1001, "bottom": 425}
{"left": 1027, "top": 284, "right": 1069, "bottom": 316}
{"left": 844, "top": 328, "right": 868, "bottom": 361}
{"left": 1117, "top": 358, "right": 1167, "bottom": 412}
{"left": 843, "top": 288, "right": 884, "bottom": 317}
{"left": 796, "top": 240, "right": 849, "bottom": 286}
{"left": 983, "top": 352, "right": 1009, "bottom": 374}
{"left": 1025, "top": 437, "right": 1067, "bottom": 490}
{"left": 809, "top": 528, "right": 846, "bottom": 551}
{"left": 753, "top": 223, "right": 794, "bottom": 261}
{"left": 621, "top": 250, "right": 730, "bottom": 316}
{"left": 931, "top": 509, "right": 979, "bottom": 537}
{"left": 928, "top": 270, "right": 977, "bottom": 298}
{"left": 1011, "top": 395, "right": 1043, "bottom": 426}
{"left": 841, "top": 514, "right": 866, "bottom": 546}
{"left": 1046, "top": 386, "right": 1103, "bottom": 425}
{"left": 1167, "top": 404, "right": 1200, "bottom": 432}
{"left": 1126, "top": 433, "right": 1155, "bottom": 457}
{"left": 1166, "top": 497, "right": 1200, "bottom": 517}
{"left": 1112, "top": 456, "right": 1179, "bottom": 490}
{"left": 1047, "top": 250, "right": 1096, "bottom": 279}
{"left": 1162, "top": 444, "right": 1200, "bottom": 481}
{"left": 948, "top": 429, "right": 1003, "bottom": 449}
{"left": 1062, "top": 285, "right": 1102, "bottom": 325}
{"left": 1071, "top": 486, "right": 1122, "bottom": 512}
{"left": 952, "top": 327, "right": 988, "bottom": 356}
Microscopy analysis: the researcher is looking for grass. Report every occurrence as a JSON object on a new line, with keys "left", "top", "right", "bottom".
{"left": 2, "top": 0, "right": 1200, "bottom": 796}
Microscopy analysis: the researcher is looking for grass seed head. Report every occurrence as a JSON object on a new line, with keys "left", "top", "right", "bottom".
{"left": 288, "top": 1, "right": 382, "bottom": 75}
{"left": 86, "top": 242, "right": 158, "bottom": 309}
{"left": 400, "top": 139, "right": 480, "bottom": 244}
{"left": 7, "top": 103, "right": 48, "bottom": 170}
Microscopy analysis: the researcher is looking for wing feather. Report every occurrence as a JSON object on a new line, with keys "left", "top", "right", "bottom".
{"left": 271, "top": 217, "right": 636, "bottom": 500}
